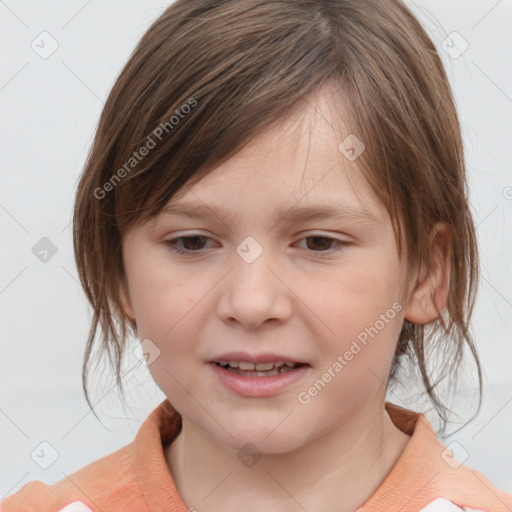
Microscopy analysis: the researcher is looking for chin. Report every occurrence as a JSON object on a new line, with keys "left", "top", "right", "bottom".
{"left": 219, "top": 423, "right": 305, "bottom": 455}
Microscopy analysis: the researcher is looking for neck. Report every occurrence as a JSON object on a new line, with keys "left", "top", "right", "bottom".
{"left": 165, "top": 401, "right": 410, "bottom": 512}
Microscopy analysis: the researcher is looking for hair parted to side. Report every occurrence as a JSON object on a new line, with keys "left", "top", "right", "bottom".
{"left": 73, "top": 0, "right": 482, "bottom": 431}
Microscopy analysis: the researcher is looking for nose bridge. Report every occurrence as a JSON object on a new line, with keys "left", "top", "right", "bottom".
{"left": 219, "top": 234, "right": 292, "bottom": 328}
{"left": 232, "top": 234, "right": 277, "bottom": 295}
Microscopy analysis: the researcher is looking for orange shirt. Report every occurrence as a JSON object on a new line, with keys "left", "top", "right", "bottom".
{"left": 2, "top": 399, "right": 511, "bottom": 512}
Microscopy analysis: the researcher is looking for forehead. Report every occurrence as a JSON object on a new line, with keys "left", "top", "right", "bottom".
{"left": 162, "top": 92, "right": 388, "bottom": 227}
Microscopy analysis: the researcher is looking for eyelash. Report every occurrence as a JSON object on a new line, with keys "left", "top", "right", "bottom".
{"left": 164, "top": 234, "right": 348, "bottom": 256}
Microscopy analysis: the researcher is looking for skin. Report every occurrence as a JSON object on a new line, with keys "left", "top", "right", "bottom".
{"left": 120, "top": 91, "right": 451, "bottom": 512}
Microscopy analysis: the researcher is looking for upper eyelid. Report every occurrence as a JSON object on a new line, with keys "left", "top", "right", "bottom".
{"left": 165, "top": 231, "right": 349, "bottom": 242}
{"left": 166, "top": 233, "right": 349, "bottom": 251}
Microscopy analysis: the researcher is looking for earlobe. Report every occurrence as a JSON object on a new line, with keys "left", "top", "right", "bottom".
{"left": 403, "top": 223, "right": 452, "bottom": 325}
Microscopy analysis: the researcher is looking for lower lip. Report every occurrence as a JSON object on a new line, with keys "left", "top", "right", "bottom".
{"left": 208, "top": 362, "right": 311, "bottom": 397}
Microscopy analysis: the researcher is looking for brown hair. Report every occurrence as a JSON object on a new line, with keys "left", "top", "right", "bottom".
{"left": 73, "top": 0, "right": 482, "bottom": 431}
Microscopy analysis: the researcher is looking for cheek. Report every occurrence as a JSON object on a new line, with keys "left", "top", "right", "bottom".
{"left": 305, "top": 250, "right": 404, "bottom": 363}
{"left": 314, "top": 256, "right": 400, "bottom": 322}
{"left": 127, "top": 263, "right": 215, "bottom": 362}
{"left": 125, "top": 258, "right": 188, "bottom": 338}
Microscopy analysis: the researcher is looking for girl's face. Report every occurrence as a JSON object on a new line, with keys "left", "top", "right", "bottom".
{"left": 120, "top": 95, "right": 418, "bottom": 454}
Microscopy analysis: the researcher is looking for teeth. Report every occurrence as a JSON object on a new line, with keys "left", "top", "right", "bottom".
{"left": 255, "top": 362, "right": 274, "bottom": 371}
{"left": 217, "top": 360, "right": 298, "bottom": 370}
{"left": 238, "top": 361, "right": 255, "bottom": 370}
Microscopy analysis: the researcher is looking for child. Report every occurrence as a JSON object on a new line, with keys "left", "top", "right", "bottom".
{"left": 2, "top": 0, "right": 511, "bottom": 511}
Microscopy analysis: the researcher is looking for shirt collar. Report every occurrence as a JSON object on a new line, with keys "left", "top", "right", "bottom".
{"left": 133, "top": 399, "right": 187, "bottom": 511}
{"left": 133, "top": 399, "right": 511, "bottom": 512}
{"left": 358, "top": 402, "right": 512, "bottom": 511}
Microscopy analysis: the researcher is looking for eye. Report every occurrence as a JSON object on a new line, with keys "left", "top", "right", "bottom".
{"left": 295, "top": 235, "right": 346, "bottom": 254}
{"left": 165, "top": 234, "right": 347, "bottom": 256}
{"left": 165, "top": 235, "right": 215, "bottom": 255}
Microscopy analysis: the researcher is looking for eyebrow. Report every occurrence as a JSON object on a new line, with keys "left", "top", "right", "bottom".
{"left": 159, "top": 201, "right": 380, "bottom": 227}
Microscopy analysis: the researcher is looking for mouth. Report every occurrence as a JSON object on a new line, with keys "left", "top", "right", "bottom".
{"left": 208, "top": 354, "right": 312, "bottom": 397}
{"left": 213, "top": 360, "right": 309, "bottom": 378}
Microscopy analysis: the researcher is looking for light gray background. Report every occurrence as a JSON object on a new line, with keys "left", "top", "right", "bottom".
{"left": 1, "top": 0, "right": 511, "bottom": 501}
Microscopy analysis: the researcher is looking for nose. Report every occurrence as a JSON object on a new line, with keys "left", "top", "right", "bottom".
{"left": 216, "top": 243, "right": 293, "bottom": 330}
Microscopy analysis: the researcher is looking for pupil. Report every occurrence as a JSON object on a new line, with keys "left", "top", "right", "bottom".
{"left": 183, "top": 236, "right": 206, "bottom": 250}
{"left": 307, "top": 236, "right": 331, "bottom": 251}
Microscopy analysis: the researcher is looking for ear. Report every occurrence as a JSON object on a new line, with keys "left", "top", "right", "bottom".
{"left": 403, "top": 223, "right": 452, "bottom": 324}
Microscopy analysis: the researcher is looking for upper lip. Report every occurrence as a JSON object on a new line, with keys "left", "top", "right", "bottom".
{"left": 210, "top": 351, "right": 309, "bottom": 365}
